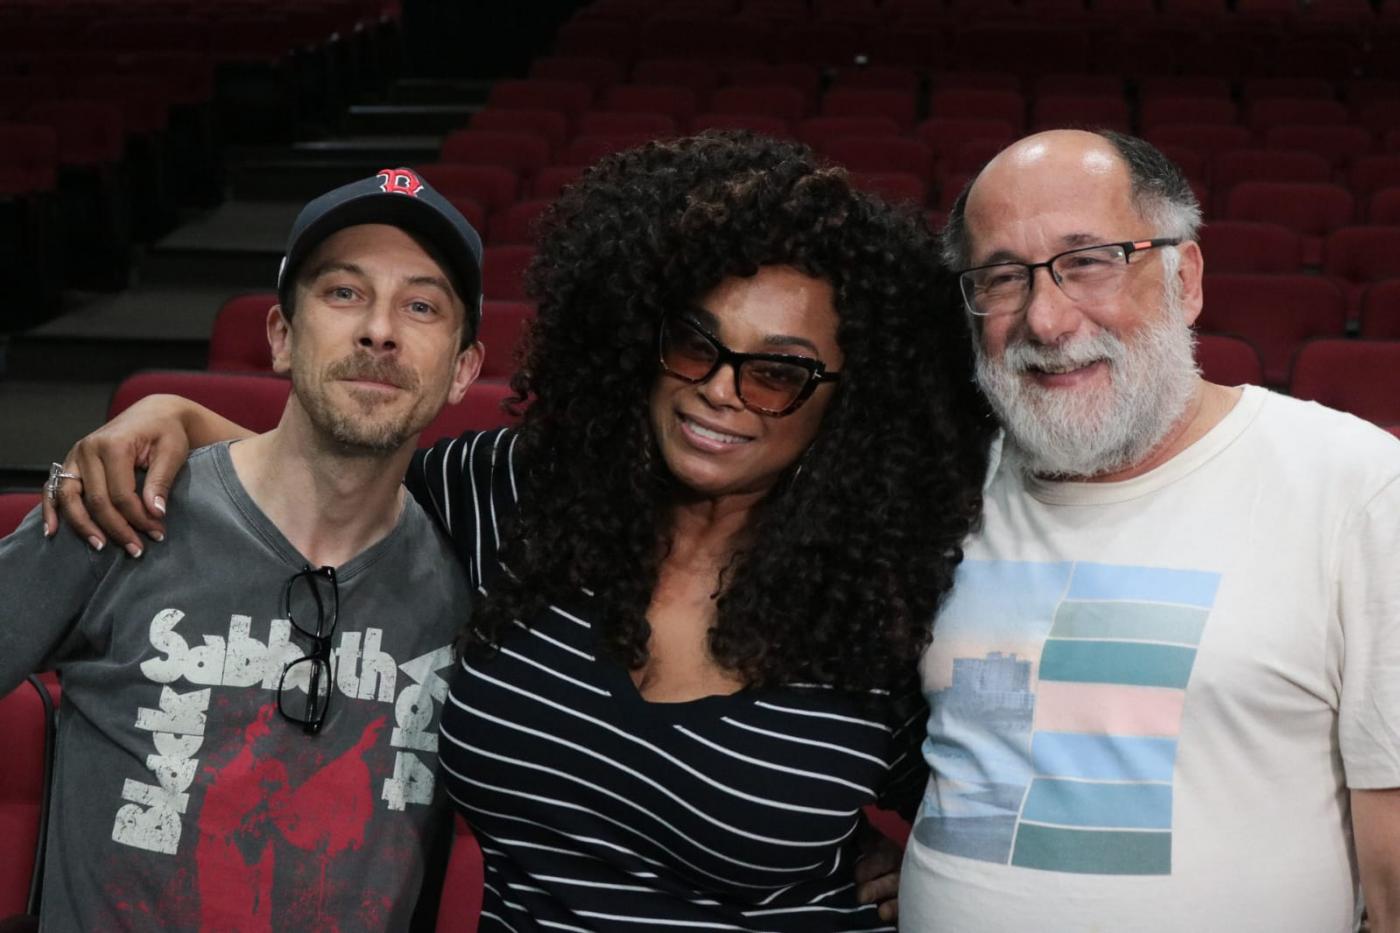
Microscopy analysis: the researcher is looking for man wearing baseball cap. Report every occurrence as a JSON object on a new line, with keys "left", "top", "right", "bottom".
{"left": 0, "top": 168, "right": 484, "bottom": 931}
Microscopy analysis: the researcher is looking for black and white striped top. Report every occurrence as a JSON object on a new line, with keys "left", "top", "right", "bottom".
{"left": 408, "top": 428, "right": 927, "bottom": 932}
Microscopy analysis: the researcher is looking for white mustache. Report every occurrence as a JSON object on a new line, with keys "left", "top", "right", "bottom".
{"left": 1003, "top": 331, "right": 1125, "bottom": 374}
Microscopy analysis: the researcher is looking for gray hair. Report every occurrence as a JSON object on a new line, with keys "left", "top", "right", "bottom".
{"left": 940, "top": 130, "right": 1202, "bottom": 271}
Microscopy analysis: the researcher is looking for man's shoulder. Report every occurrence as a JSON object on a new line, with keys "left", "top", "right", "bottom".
{"left": 1252, "top": 389, "right": 1400, "bottom": 469}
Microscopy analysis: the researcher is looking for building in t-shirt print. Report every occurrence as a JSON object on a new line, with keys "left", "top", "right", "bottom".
{"left": 915, "top": 559, "right": 1220, "bottom": 875}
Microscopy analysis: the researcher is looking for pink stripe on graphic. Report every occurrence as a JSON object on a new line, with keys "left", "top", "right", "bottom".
{"left": 1035, "top": 681, "right": 1186, "bottom": 737}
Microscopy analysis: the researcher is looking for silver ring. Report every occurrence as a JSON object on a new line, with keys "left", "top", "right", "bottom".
{"left": 44, "top": 461, "right": 80, "bottom": 503}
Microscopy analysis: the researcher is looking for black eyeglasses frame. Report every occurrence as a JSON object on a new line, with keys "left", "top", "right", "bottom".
{"left": 956, "top": 237, "right": 1183, "bottom": 317}
{"left": 657, "top": 313, "right": 842, "bottom": 418}
{"left": 276, "top": 564, "right": 340, "bottom": 735}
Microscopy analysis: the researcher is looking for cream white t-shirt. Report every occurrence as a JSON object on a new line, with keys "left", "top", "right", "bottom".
{"left": 901, "top": 386, "right": 1400, "bottom": 933}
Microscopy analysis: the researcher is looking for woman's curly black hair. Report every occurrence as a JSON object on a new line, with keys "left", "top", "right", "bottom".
{"left": 475, "top": 131, "right": 994, "bottom": 693}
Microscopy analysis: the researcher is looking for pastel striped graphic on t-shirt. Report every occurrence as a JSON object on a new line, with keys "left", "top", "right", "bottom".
{"left": 1009, "top": 562, "right": 1219, "bottom": 876}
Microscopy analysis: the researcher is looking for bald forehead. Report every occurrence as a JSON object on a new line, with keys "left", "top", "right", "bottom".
{"left": 963, "top": 131, "right": 1142, "bottom": 265}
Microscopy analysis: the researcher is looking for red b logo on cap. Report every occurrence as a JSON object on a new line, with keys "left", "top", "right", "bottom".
{"left": 377, "top": 168, "right": 423, "bottom": 197}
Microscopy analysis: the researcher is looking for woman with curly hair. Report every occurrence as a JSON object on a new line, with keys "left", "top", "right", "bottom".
{"left": 49, "top": 132, "right": 992, "bottom": 930}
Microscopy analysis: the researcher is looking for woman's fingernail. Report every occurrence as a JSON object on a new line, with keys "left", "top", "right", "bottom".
{"left": 88, "top": 536, "right": 105, "bottom": 551}
{"left": 125, "top": 542, "right": 143, "bottom": 559}
{"left": 150, "top": 530, "right": 165, "bottom": 543}
{"left": 153, "top": 496, "right": 166, "bottom": 515}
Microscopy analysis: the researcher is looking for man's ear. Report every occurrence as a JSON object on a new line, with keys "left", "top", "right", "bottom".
{"left": 446, "top": 340, "right": 485, "bottom": 406}
{"left": 268, "top": 304, "right": 293, "bottom": 375}
{"left": 1176, "top": 239, "right": 1205, "bottom": 327}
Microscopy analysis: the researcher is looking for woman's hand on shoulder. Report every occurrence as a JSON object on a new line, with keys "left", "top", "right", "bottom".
{"left": 42, "top": 394, "right": 202, "bottom": 555}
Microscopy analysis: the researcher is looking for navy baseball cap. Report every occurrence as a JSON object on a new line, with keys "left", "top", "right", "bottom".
{"left": 277, "top": 167, "right": 484, "bottom": 338}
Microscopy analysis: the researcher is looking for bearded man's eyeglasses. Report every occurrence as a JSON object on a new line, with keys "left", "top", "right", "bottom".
{"left": 957, "top": 238, "right": 1182, "bottom": 318}
{"left": 277, "top": 565, "right": 339, "bottom": 734}
{"left": 658, "top": 313, "right": 841, "bottom": 417}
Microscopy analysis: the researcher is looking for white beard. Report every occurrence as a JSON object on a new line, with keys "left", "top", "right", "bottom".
{"left": 974, "top": 284, "right": 1200, "bottom": 479}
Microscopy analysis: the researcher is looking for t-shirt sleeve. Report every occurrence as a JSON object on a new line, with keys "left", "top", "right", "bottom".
{"left": 0, "top": 504, "right": 113, "bottom": 693}
{"left": 877, "top": 678, "right": 932, "bottom": 821}
{"left": 1338, "top": 472, "right": 1400, "bottom": 790}
{"left": 405, "top": 432, "right": 480, "bottom": 544}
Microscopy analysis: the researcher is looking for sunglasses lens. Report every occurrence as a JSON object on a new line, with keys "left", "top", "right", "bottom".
{"left": 660, "top": 317, "right": 718, "bottom": 381}
{"left": 739, "top": 360, "right": 812, "bottom": 414}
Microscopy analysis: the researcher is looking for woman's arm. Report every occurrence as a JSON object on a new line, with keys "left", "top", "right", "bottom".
{"left": 43, "top": 394, "right": 253, "bottom": 554}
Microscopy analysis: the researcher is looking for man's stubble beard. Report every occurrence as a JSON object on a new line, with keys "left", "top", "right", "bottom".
{"left": 292, "top": 350, "right": 433, "bottom": 457}
{"left": 973, "top": 271, "right": 1200, "bottom": 480}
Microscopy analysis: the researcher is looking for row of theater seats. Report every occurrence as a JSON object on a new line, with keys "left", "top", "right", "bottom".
{"left": 560, "top": 4, "right": 1400, "bottom": 81}
{"left": 0, "top": 0, "right": 398, "bottom": 317}
{"left": 579, "top": 0, "right": 1395, "bottom": 27}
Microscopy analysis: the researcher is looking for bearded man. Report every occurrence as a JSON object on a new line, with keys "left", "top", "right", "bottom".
{"left": 900, "top": 130, "right": 1400, "bottom": 933}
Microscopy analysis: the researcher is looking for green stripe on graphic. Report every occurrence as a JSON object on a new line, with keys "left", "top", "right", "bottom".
{"left": 1011, "top": 823, "right": 1171, "bottom": 875}
{"left": 1050, "top": 602, "right": 1209, "bottom": 646}
{"left": 1038, "top": 640, "right": 1197, "bottom": 689}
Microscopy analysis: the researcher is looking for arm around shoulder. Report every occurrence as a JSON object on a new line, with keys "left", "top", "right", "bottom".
{"left": 46, "top": 394, "right": 254, "bottom": 553}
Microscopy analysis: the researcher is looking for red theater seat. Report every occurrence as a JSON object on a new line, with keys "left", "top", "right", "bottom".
{"left": 415, "top": 164, "right": 519, "bottom": 213}
{"left": 600, "top": 85, "right": 698, "bottom": 128}
{"left": 1323, "top": 226, "right": 1400, "bottom": 290}
{"left": 820, "top": 89, "right": 918, "bottom": 131}
{"left": 1248, "top": 97, "right": 1349, "bottom": 133}
{"left": 109, "top": 372, "right": 292, "bottom": 432}
{"left": 1199, "top": 274, "right": 1347, "bottom": 386}
{"left": 439, "top": 131, "right": 550, "bottom": 180}
{"left": 796, "top": 116, "right": 902, "bottom": 149}
{"left": 532, "top": 165, "right": 586, "bottom": 200}
{"left": 489, "top": 200, "right": 552, "bottom": 247}
{"left": 487, "top": 81, "right": 594, "bottom": 128}
{"left": 1240, "top": 77, "right": 1336, "bottom": 102}
{"left": 1265, "top": 124, "right": 1373, "bottom": 171}
{"left": 0, "top": 492, "right": 40, "bottom": 537}
{"left": 1139, "top": 96, "right": 1238, "bottom": 131}
{"left": 1225, "top": 181, "right": 1355, "bottom": 265}
{"left": 1198, "top": 221, "right": 1305, "bottom": 274}
{"left": 1194, "top": 333, "right": 1264, "bottom": 386}
{"left": 1349, "top": 155, "right": 1400, "bottom": 200}
{"left": 1147, "top": 124, "right": 1252, "bottom": 162}
{"left": 1360, "top": 280, "right": 1400, "bottom": 339}
{"left": 528, "top": 57, "right": 624, "bottom": 94}
{"left": 208, "top": 293, "right": 278, "bottom": 373}
{"left": 478, "top": 301, "right": 536, "bottom": 380}
{"left": 482, "top": 246, "right": 535, "bottom": 302}
{"left": 723, "top": 64, "right": 821, "bottom": 106}
{"left": 422, "top": 381, "right": 519, "bottom": 442}
{"left": 556, "top": 133, "right": 656, "bottom": 167}
{"left": 468, "top": 110, "right": 569, "bottom": 153}
{"left": 690, "top": 113, "right": 792, "bottom": 137}
{"left": 915, "top": 118, "right": 1017, "bottom": 168}
{"left": 631, "top": 60, "right": 720, "bottom": 101}
{"left": 576, "top": 111, "right": 678, "bottom": 137}
{"left": 709, "top": 86, "right": 808, "bottom": 123}
{"left": 434, "top": 815, "right": 484, "bottom": 933}
{"left": 1367, "top": 188, "right": 1400, "bottom": 224}
{"left": 0, "top": 675, "right": 56, "bottom": 918}
{"left": 847, "top": 171, "right": 928, "bottom": 206}
{"left": 927, "top": 89, "right": 1026, "bottom": 133}
{"left": 822, "top": 138, "right": 933, "bottom": 182}
{"left": 1030, "top": 94, "right": 1131, "bottom": 133}
{"left": 1290, "top": 339, "right": 1400, "bottom": 426}
{"left": 1210, "top": 149, "right": 1331, "bottom": 213}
